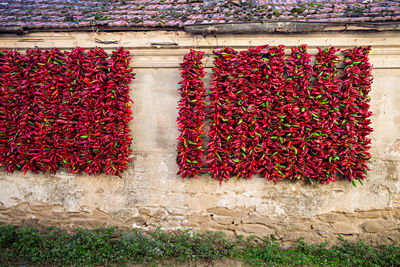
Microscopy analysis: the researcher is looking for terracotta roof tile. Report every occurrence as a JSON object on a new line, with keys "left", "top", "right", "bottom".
{"left": 0, "top": 0, "right": 399, "bottom": 31}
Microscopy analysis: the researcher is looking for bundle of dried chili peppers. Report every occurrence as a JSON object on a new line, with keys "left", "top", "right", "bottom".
{"left": 180, "top": 45, "right": 373, "bottom": 184}
{"left": 0, "top": 47, "right": 134, "bottom": 176}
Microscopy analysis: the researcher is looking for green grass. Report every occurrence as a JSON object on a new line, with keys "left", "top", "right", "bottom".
{"left": 0, "top": 223, "right": 399, "bottom": 266}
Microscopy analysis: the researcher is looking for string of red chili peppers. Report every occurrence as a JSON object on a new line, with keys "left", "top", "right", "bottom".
{"left": 0, "top": 47, "right": 134, "bottom": 177}
{"left": 176, "top": 49, "right": 207, "bottom": 178}
{"left": 305, "top": 46, "right": 342, "bottom": 184}
{"left": 231, "top": 45, "right": 267, "bottom": 180}
{"left": 339, "top": 46, "right": 373, "bottom": 186}
{"left": 282, "top": 44, "right": 313, "bottom": 182}
{"left": 206, "top": 47, "right": 239, "bottom": 183}
{"left": 258, "top": 45, "right": 288, "bottom": 182}
{"left": 104, "top": 47, "right": 134, "bottom": 177}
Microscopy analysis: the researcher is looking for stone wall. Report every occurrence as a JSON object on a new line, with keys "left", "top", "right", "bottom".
{"left": 0, "top": 31, "right": 400, "bottom": 246}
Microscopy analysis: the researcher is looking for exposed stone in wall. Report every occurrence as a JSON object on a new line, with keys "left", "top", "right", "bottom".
{"left": 1, "top": 200, "right": 399, "bottom": 247}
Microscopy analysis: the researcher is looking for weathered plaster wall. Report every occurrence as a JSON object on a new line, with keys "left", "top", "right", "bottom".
{"left": 0, "top": 31, "right": 400, "bottom": 246}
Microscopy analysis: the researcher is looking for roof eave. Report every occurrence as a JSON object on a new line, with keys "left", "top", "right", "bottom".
{"left": 0, "top": 26, "right": 24, "bottom": 35}
{"left": 184, "top": 21, "right": 400, "bottom": 34}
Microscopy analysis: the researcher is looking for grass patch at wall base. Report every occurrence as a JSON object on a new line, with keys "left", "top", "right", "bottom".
{"left": 0, "top": 223, "right": 399, "bottom": 266}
